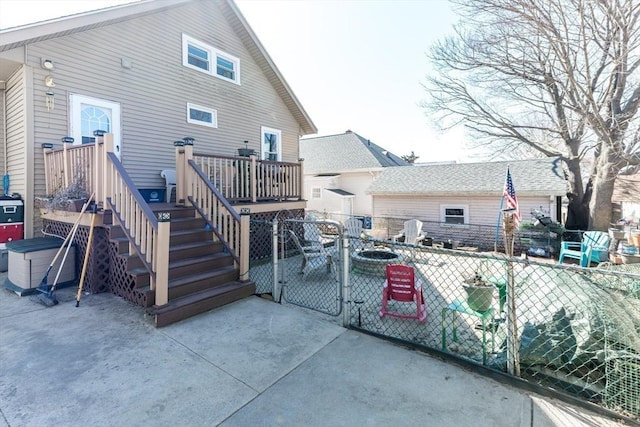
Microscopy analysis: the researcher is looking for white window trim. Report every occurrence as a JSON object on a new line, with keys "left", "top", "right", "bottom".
{"left": 440, "top": 204, "right": 469, "bottom": 226}
{"left": 182, "top": 33, "right": 241, "bottom": 85}
{"left": 186, "top": 103, "right": 218, "bottom": 128}
{"left": 261, "top": 126, "right": 282, "bottom": 161}
{"left": 311, "top": 186, "right": 322, "bottom": 199}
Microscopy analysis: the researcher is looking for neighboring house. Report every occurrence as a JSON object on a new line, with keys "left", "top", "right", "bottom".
{"left": 300, "top": 130, "right": 409, "bottom": 219}
{"left": 368, "top": 157, "right": 568, "bottom": 228}
{"left": 612, "top": 173, "right": 640, "bottom": 223}
{"left": 0, "top": 0, "right": 316, "bottom": 238}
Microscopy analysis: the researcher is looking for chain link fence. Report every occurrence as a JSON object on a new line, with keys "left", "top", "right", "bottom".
{"left": 248, "top": 214, "right": 640, "bottom": 420}
{"left": 307, "top": 210, "right": 563, "bottom": 257}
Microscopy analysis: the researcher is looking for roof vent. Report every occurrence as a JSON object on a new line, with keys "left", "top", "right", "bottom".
{"left": 367, "top": 139, "right": 371, "bottom": 145}
{"left": 382, "top": 150, "right": 388, "bottom": 156}
{"left": 345, "top": 129, "right": 352, "bottom": 133}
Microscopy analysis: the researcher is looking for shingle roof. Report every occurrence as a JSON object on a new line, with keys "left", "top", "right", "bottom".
{"left": 368, "top": 157, "right": 567, "bottom": 197}
{"left": 300, "top": 131, "right": 410, "bottom": 174}
{"left": 327, "top": 188, "right": 355, "bottom": 196}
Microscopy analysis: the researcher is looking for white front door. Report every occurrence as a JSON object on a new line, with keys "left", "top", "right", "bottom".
{"left": 70, "top": 94, "right": 122, "bottom": 159}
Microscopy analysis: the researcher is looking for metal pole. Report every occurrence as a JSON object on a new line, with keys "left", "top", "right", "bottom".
{"left": 503, "top": 210, "right": 520, "bottom": 376}
{"left": 342, "top": 234, "right": 351, "bottom": 327}
{"left": 272, "top": 220, "right": 280, "bottom": 302}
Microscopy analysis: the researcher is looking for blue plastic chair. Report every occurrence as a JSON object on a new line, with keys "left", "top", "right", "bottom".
{"left": 558, "top": 231, "right": 609, "bottom": 267}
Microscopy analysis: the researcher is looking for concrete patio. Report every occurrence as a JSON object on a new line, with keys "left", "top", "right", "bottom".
{"left": 0, "top": 271, "right": 627, "bottom": 427}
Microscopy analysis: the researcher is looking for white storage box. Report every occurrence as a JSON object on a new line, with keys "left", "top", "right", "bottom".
{"left": 4, "top": 237, "right": 76, "bottom": 296}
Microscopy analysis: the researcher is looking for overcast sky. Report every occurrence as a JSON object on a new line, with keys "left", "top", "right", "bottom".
{"left": 0, "top": 0, "right": 472, "bottom": 163}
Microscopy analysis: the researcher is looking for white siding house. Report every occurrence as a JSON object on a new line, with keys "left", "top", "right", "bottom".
{"left": 368, "top": 158, "right": 568, "bottom": 227}
{"left": 300, "top": 130, "right": 409, "bottom": 220}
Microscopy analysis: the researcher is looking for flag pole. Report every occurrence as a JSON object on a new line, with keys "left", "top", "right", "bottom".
{"left": 494, "top": 166, "right": 509, "bottom": 252}
{"left": 494, "top": 197, "right": 504, "bottom": 252}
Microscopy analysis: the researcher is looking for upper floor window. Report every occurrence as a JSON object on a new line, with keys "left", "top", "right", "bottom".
{"left": 261, "top": 126, "right": 282, "bottom": 161}
{"left": 182, "top": 34, "right": 241, "bottom": 84}
{"left": 311, "top": 187, "right": 322, "bottom": 199}
{"left": 440, "top": 205, "right": 468, "bottom": 225}
{"left": 187, "top": 103, "right": 217, "bottom": 128}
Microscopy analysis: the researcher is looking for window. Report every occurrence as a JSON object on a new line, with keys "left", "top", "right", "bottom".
{"left": 311, "top": 187, "right": 322, "bottom": 199}
{"left": 440, "top": 205, "right": 468, "bottom": 225}
{"left": 182, "top": 34, "right": 240, "bottom": 84}
{"left": 187, "top": 103, "right": 217, "bottom": 128}
{"left": 261, "top": 126, "right": 282, "bottom": 161}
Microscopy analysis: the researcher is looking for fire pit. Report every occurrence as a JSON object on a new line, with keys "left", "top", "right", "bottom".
{"left": 351, "top": 249, "right": 404, "bottom": 277}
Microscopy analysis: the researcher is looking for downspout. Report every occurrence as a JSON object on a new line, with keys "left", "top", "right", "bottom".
{"left": 2, "top": 82, "right": 6, "bottom": 176}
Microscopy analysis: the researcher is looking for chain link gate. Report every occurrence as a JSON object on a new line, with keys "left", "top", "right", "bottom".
{"left": 278, "top": 218, "right": 344, "bottom": 316}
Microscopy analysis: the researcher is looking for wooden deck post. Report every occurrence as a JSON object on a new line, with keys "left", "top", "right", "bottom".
{"left": 41, "top": 143, "right": 54, "bottom": 196}
{"left": 61, "top": 137, "right": 74, "bottom": 188}
{"left": 298, "top": 158, "right": 305, "bottom": 200}
{"left": 239, "top": 208, "right": 250, "bottom": 281}
{"left": 250, "top": 155, "right": 257, "bottom": 203}
{"left": 174, "top": 140, "right": 185, "bottom": 205}
{"left": 93, "top": 130, "right": 106, "bottom": 207}
{"left": 155, "top": 212, "right": 171, "bottom": 306}
{"left": 182, "top": 137, "right": 194, "bottom": 206}
{"left": 102, "top": 134, "right": 114, "bottom": 209}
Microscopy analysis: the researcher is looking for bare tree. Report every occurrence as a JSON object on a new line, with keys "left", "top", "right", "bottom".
{"left": 401, "top": 151, "right": 420, "bottom": 163}
{"left": 425, "top": 0, "right": 640, "bottom": 230}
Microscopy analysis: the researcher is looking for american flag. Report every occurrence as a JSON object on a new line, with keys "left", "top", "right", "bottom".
{"left": 503, "top": 166, "right": 521, "bottom": 227}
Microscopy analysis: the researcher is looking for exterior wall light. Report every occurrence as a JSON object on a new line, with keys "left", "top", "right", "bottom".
{"left": 41, "top": 59, "right": 54, "bottom": 70}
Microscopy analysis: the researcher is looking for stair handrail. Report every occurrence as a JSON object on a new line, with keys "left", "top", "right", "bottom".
{"left": 101, "top": 135, "right": 170, "bottom": 306}
{"left": 187, "top": 159, "right": 241, "bottom": 265}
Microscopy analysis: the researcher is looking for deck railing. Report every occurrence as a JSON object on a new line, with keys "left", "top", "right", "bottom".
{"left": 192, "top": 152, "right": 303, "bottom": 203}
{"left": 41, "top": 135, "right": 293, "bottom": 299}
{"left": 42, "top": 140, "right": 96, "bottom": 197}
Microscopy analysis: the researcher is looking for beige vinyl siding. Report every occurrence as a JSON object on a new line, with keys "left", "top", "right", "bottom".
{"left": 5, "top": 68, "right": 26, "bottom": 199}
{"left": 372, "top": 195, "right": 554, "bottom": 226}
{"left": 25, "top": 0, "right": 300, "bottom": 195}
{"left": 0, "top": 86, "right": 4, "bottom": 176}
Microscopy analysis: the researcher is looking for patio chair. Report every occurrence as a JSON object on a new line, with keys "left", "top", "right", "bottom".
{"left": 344, "top": 217, "right": 372, "bottom": 252}
{"left": 558, "top": 231, "right": 609, "bottom": 267}
{"left": 379, "top": 264, "right": 427, "bottom": 322}
{"left": 303, "top": 221, "right": 338, "bottom": 249}
{"left": 392, "top": 219, "right": 426, "bottom": 245}
{"left": 160, "top": 169, "right": 176, "bottom": 203}
{"left": 288, "top": 230, "right": 336, "bottom": 277}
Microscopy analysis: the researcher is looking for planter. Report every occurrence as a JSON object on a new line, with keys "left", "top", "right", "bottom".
{"left": 462, "top": 284, "right": 494, "bottom": 312}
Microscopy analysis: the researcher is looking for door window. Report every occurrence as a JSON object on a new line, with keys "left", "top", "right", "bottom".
{"left": 70, "top": 94, "right": 121, "bottom": 158}
{"left": 261, "top": 126, "right": 281, "bottom": 161}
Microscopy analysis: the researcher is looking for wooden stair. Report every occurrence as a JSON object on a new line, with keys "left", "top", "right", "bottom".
{"left": 109, "top": 204, "right": 255, "bottom": 327}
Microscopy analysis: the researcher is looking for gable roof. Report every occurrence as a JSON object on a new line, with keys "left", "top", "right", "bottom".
{"left": 300, "top": 131, "right": 410, "bottom": 174}
{"left": 368, "top": 157, "right": 567, "bottom": 197}
{"left": 0, "top": 0, "right": 316, "bottom": 135}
